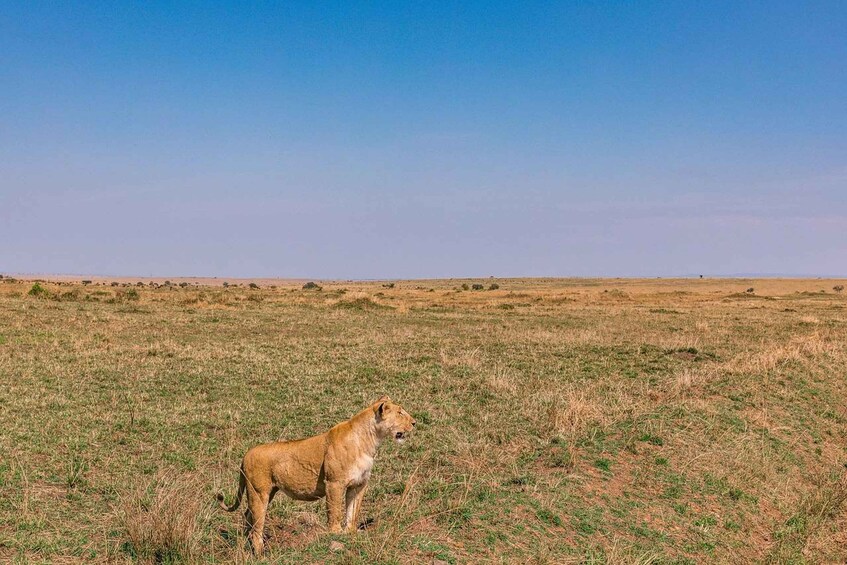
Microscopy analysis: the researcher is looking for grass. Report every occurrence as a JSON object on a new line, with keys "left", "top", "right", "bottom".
{"left": 1, "top": 276, "right": 846, "bottom": 563}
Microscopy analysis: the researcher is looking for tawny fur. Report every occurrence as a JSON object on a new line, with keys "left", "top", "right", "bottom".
{"left": 216, "top": 396, "right": 415, "bottom": 555}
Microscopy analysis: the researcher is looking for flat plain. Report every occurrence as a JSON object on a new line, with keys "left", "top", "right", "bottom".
{"left": 1, "top": 276, "right": 846, "bottom": 564}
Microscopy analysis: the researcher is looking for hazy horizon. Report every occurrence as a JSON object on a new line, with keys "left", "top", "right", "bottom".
{"left": 5, "top": 270, "right": 846, "bottom": 282}
{"left": 3, "top": 2, "right": 846, "bottom": 279}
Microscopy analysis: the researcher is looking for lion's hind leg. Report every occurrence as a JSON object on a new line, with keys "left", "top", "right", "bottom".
{"left": 245, "top": 485, "right": 271, "bottom": 555}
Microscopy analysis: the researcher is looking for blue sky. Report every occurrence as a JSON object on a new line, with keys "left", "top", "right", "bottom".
{"left": 2, "top": 1, "right": 845, "bottom": 278}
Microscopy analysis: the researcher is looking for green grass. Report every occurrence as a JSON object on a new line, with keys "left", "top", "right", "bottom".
{"left": 0, "top": 277, "right": 846, "bottom": 563}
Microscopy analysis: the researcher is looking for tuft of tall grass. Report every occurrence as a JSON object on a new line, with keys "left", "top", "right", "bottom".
{"left": 766, "top": 471, "right": 847, "bottom": 563}
{"left": 118, "top": 473, "right": 213, "bottom": 564}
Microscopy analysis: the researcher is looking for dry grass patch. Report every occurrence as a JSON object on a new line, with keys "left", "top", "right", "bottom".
{"left": 724, "top": 330, "right": 842, "bottom": 374}
{"left": 541, "top": 388, "right": 605, "bottom": 440}
{"left": 439, "top": 346, "right": 483, "bottom": 370}
{"left": 118, "top": 473, "right": 214, "bottom": 563}
{"left": 766, "top": 471, "right": 847, "bottom": 563}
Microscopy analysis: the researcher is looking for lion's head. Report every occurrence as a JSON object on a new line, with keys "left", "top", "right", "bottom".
{"left": 373, "top": 396, "right": 416, "bottom": 443}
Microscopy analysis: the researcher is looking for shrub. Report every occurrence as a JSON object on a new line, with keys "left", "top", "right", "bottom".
{"left": 334, "top": 297, "right": 393, "bottom": 311}
{"left": 222, "top": 282, "right": 229, "bottom": 288}
{"left": 472, "top": 284, "right": 484, "bottom": 291}
{"left": 58, "top": 290, "right": 80, "bottom": 301}
{"left": 461, "top": 283, "right": 469, "bottom": 291}
{"left": 111, "top": 282, "right": 119, "bottom": 287}
{"left": 834, "top": 285, "right": 844, "bottom": 293}
{"left": 383, "top": 282, "right": 395, "bottom": 289}
{"left": 249, "top": 282, "right": 259, "bottom": 289}
{"left": 28, "top": 282, "right": 49, "bottom": 298}
{"left": 82, "top": 280, "right": 92, "bottom": 286}
{"left": 746, "top": 288, "right": 754, "bottom": 294}
{"left": 489, "top": 283, "right": 500, "bottom": 290}
{"left": 118, "top": 289, "right": 140, "bottom": 301}
{"left": 302, "top": 282, "right": 322, "bottom": 290}
{"left": 179, "top": 282, "right": 188, "bottom": 288}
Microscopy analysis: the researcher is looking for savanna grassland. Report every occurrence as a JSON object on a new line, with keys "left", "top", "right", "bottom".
{"left": 2, "top": 276, "right": 847, "bottom": 564}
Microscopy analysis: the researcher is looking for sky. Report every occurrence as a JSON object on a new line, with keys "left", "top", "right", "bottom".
{"left": 1, "top": 1, "right": 846, "bottom": 279}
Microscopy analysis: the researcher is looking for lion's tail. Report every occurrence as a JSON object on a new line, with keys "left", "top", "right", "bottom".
{"left": 216, "top": 465, "right": 246, "bottom": 512}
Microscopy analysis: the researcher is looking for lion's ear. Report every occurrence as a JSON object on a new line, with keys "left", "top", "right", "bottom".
{"left": 376, "top": 402, "right": 386, "bottom": 419}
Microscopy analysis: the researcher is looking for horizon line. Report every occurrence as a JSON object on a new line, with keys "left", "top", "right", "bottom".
{"left": 4, "top": 271, "right": 847, "bottom": 282}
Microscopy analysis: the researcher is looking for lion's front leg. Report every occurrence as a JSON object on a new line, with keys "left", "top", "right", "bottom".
{"left": 325, "top": 481, "right": 346, "bottom": 534}
{"left": 344, "top": 483, "right": 367, "bottom": 533}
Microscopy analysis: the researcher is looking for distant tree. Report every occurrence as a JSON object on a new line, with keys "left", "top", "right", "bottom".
{"left": 746, "top": 288, "right": 754, "bottom": 293}
{"left": 472, "top": 284, "right": 484, "bottom": 290}
{"left": 111, "top": 281, "right": 119, "bottom": 287}
{"left": 81, "top": 280, "right": 92, "bottom": 286}
{"left": 249, "top": 282, "right": 259, "bottom": 289}
{"left": 834, "top": 285, "right": 845, "bottom": 293}
{"left": 179, "top": 282, "right": 189, "bottom": 288}
{"left": 222, "top": 282, "right": 229, "bottom": 288}
{"left": 302, "top": 282, "right": 322, "bottom": 290}
{"left": 488, "top": 283, "right": 500, "bottom": 290}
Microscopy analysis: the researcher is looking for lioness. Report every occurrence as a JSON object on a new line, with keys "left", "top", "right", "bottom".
{"left": 216, "top": 396, "right": 416, "bottom": 554}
